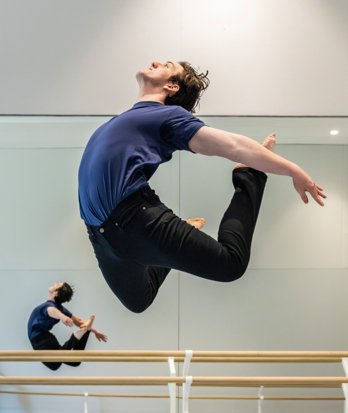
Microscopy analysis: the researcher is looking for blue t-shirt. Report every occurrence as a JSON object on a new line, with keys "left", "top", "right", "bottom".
{"left": 78, "top": 101, "right": 205, "bottom": 226}
{"left": 27, "top": 300, "right": 72, "bottom": 340}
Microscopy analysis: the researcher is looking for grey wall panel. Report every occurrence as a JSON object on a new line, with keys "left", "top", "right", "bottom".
{"left": 0, "top": 148, "right": 179, "bottom": 270}
{"left": 0, "top": 148, "right": 94, "bottom": 269}
{"left": 344, "top": 145, "right": 348, "bottom": 268}
{"left": 251, "top": 144, "right": 344, "bottom": 268}
{"left": 178, "top": 269, "right": 348, "bottom": 351}
{"left": 180, "top": 145, "right": 344, "bottom": 269}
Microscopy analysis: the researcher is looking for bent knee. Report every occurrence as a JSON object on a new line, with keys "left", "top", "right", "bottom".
{"left": 127, "top": 303, "right": 150, "bottom": 314}
{"left": 124, "top": 299, "right": 154, "bottom": 314}
{"left": 68, "top": 362, "right": 82, "bottom": 367}
{"left": 221, "top": 271, "right": 245, "bottom": 283}
{"left": 219, "top": 261, "right": 249, "bottom": 282}
{"left": 44, "top": 362, "right": 61, "bottom": 371}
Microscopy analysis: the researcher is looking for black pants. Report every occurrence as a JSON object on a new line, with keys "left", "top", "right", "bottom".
{"left": 30, "top": 331, "right": 90, "bottom": 371}
{"left": 87, "top": 167, "right": 267, "bottom": 313}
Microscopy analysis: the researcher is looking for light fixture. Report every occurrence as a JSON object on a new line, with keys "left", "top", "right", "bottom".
{"left": 330, "top": 130, "right": 339, "bottom": 136}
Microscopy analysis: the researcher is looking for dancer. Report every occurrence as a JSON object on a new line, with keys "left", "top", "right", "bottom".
{"left": 28, "top": 282, "right": 107, "bottom": 370}
{"left": 78, "top": 60, "right": 326, "bottom": 313}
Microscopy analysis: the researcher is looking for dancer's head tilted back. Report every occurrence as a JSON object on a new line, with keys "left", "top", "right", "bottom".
{"left": 136, "top": 60, "right": 209, "bottom": 113}
{"left": 165, "top": 61, "right": 210, "bottom": 113}
{"left": 49, "top": 282, "right": 74, "bottom": 304}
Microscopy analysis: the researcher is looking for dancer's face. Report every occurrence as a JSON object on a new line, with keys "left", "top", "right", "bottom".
{"left": 48, "top": 282, "right": 63, "bottom": 294}
{"left": 136, "top": 60, "right": 184, "bottom": 88}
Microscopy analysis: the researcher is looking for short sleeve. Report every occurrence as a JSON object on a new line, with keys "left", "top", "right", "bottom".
{"left": 44, "top": 304, "right": 54, "bottom": 317}
{"left": 161, "top": 106, "right": 205, "bottom": 151}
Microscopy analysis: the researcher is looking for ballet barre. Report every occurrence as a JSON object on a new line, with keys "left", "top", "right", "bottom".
{"left": 2, "top": 350, "right": 348, "bottom": 413}
{"left": 0, "top": 389, "right": 344, "bottom": 401}
{"left": 1, "top": 375, "right": 348, "bottom": 387}
{"left": 2, "top": 350, "right": 348, "bottom": 362}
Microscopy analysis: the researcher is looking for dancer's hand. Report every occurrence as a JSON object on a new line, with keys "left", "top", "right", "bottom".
{"left": 94, "top": 331, "right": 108, "bottom": 342}
{"left": 62, "top": 316, "right": 74, "bottom": 327}
{"left": 292, "top": 167, "right": 327, "bottom": 206}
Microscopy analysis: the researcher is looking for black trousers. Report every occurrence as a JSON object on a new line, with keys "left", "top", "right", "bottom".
{"left": 87, "top": 167, "right": 267, "bottom": 313}
{"left": 30, "top": 331, "right": 90, "bottom": 371}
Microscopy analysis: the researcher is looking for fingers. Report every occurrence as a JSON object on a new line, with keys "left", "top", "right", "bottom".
{"left": 310, "top": 193, "right": 324, "bottom": 206}
{"left": 296, "top": 178, "right": 327, "bottom": 206}
{"left": 313, "top": 183, "right": 327, "bottom": 206}
{"left": 316, "top": 186, "right": 327, "bottom": 199}
{"left": 94, "top": 331, "right": 108, "bottom": 342}
{"left": 300, "top": 192, "right": 309, "bottom": 204}
{"left": 97, "top": 335, "right": 107, "bottom": 342}
{"left": 309, "top": 184, "right": 326, "bottom": 206}
{"left": 311, "top": 192, "right": 325, "bottom": 206}
{"left": 298, "top": 186, "right": 326, "bottom": 206}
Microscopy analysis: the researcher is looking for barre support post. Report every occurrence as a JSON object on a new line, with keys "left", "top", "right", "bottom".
{"left": 182, "top": 376, "right": 192, "bottom": 413}
{"left": 342, "top": 358, "right": 348, "bottom": 413}
{"left": 168, "top": 357, "right": 177, "bottom": 413}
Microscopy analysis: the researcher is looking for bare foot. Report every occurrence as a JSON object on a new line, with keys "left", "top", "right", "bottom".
{"left": 262, "top": 132, "right": 276, "bottom": 151}
{"left": 80, "top": 315, "right": 95, "bottom": 331}
{"left": 186, "top": 217, "right": 206, "bottom": 229}
{"left": 234, "top": 132, "right": 277, "bottom": 169}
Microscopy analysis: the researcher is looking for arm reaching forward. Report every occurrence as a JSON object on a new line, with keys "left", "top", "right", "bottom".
{"left": 189, "top": 127, "right": 326, "bottom": 206}
{"left": 47, "top": 306, "right": 74, "bottom": 326}
{"left": 72, "top": 314, "right": 108, "bottom": 342}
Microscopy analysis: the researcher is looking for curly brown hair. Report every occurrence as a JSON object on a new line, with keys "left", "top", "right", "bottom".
{"left": 165, "top": 61, "right": 210, "bottom": 113}
{"left": 55, "top": 282, "right": 74, "bottom": 304}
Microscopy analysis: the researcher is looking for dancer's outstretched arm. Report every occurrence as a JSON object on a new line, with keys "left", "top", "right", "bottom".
{"left": 189, "top": 127, "right": 327, "bottom": 206}
{"left": 72, "top": 314, "right": 108, "bottom": 342}
{"left": 71, "top": 314, "right": 84, "bottom": 327}
{"left": 47, "top": 307, "right": 73, "bottom": 326}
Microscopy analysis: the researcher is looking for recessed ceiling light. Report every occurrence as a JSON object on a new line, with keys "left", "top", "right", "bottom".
{"left": 330, "top": 130, "right": 339, "bottom": 136}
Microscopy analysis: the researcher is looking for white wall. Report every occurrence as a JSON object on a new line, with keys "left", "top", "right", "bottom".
{"left": 0, "top": 0, "right": 347, "bottom": 115}
{"left": 0, "top": 117, "right": 347, "bottom": 413}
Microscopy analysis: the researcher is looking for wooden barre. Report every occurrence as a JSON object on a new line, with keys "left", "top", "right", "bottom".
{"left": 1, "top": 376, "right": 348, "bottom": 387}
{"left": 0, "top": 390, "right": 344, "bottom": 401}
{"left": 1, "top": 350, "right": 348, "bottom": 362}
{"left": 1, "top": 357, "right": 342, "bottom": 363}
